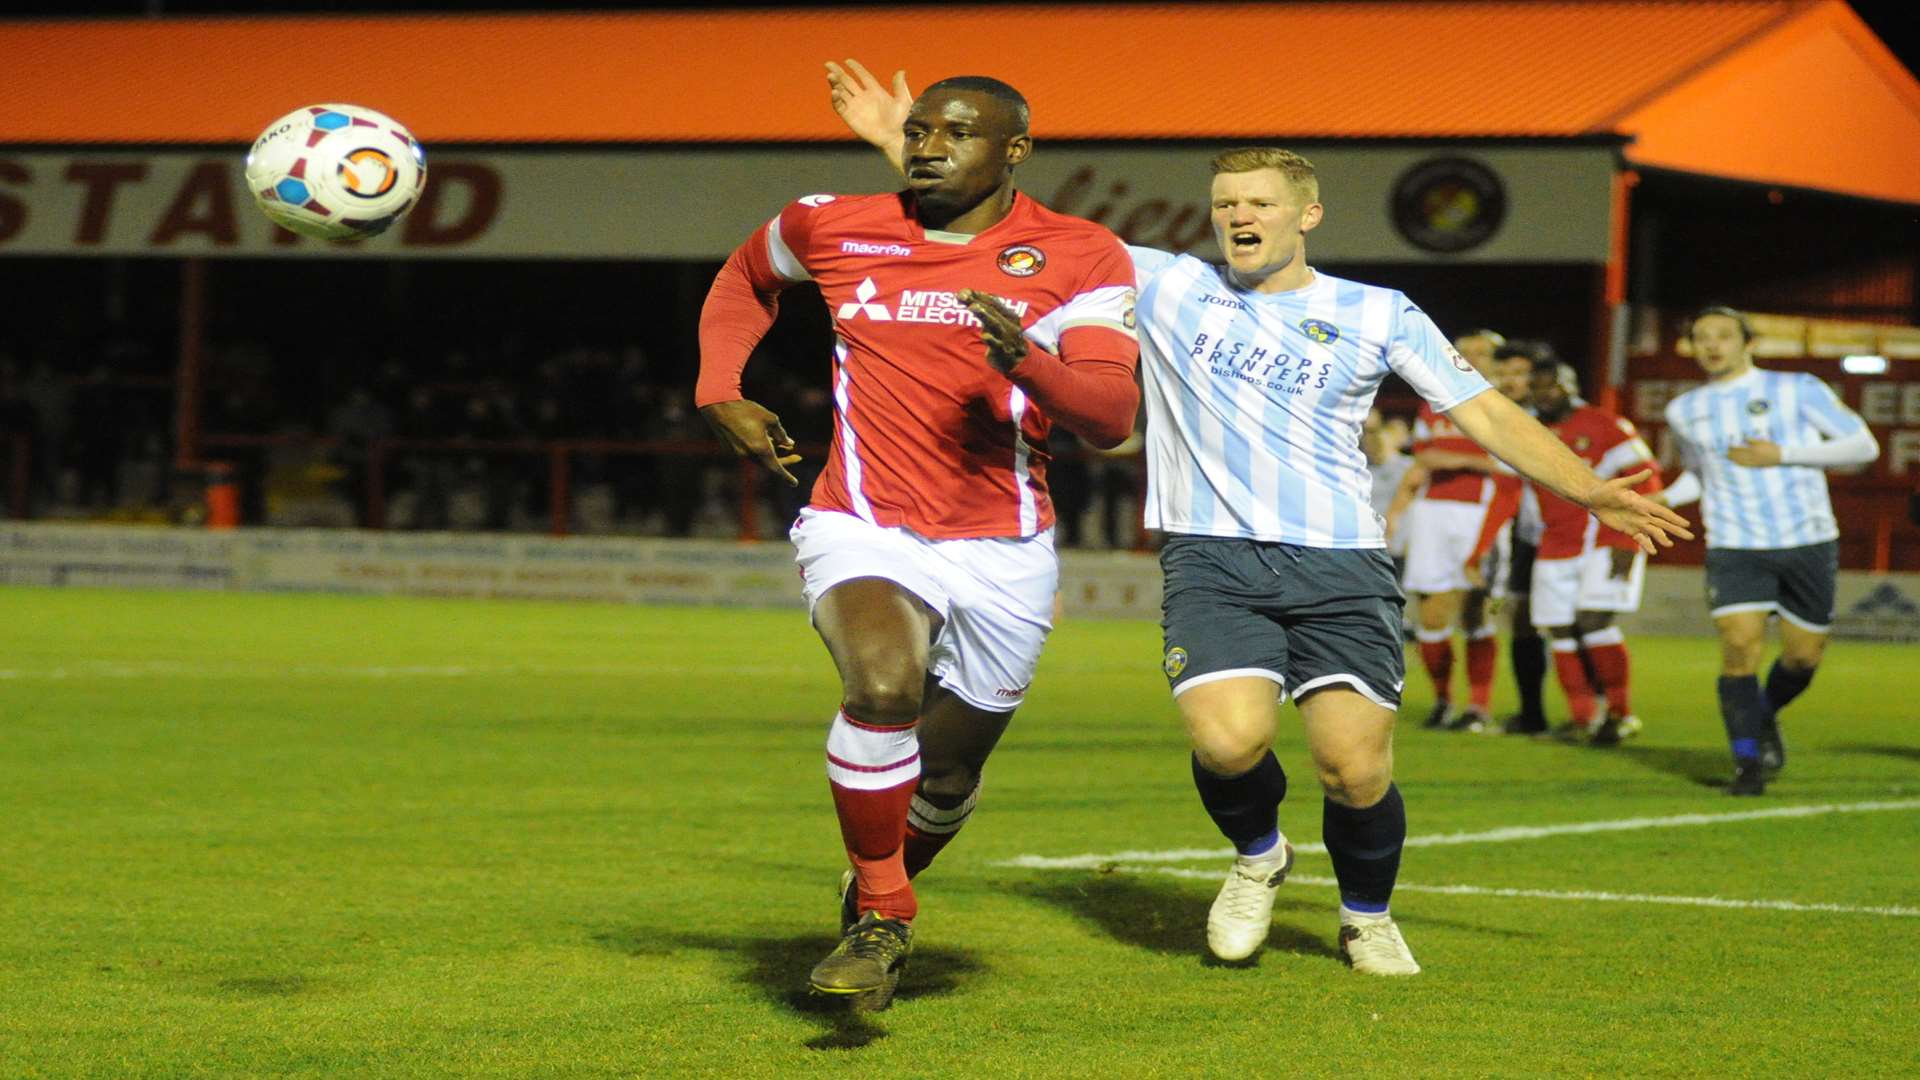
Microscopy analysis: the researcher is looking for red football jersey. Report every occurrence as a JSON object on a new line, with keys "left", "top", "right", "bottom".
{"left": 1412, "top": 401, "right": 1499, "bottom": 503}
{"left": 1534, "top": 403, "right": 1662, "bottom": 558}
{"left": 700, "top": 191, "right": 1138, "bottom": 539}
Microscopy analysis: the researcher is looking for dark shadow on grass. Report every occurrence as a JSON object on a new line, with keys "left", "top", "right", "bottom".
{"left": 590, "top": 926, "right": 984, "bottom": 1051}
{"left": 1829, "top": 743, "right": 1920, "bottom": 765}
{"left": 1007, "top": 870, "right": 1340, "bottom": 963}
{"left": 1611, "top": 743, "right": 1729, "bottom": 788}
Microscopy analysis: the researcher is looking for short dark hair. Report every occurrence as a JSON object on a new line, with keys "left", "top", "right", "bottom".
{"left": 1497, "top": 339, "right": 1558, "bottom": 365}
{"left": 1690, "top": 305, "right": 1754, "bottom": 342}
{"left": 921, "top": 76, "right": 1030, "bottom": 134}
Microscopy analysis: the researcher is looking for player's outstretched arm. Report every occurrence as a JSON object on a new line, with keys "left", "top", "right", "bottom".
{"left": 1414, "top": 447, "right": 1497, "bottom": 473}
{"left": 1446, "top": 390, "right": 1693, "bottom": 553}
{"left": 826, "top": 59, "right": 910, "bottom": 176}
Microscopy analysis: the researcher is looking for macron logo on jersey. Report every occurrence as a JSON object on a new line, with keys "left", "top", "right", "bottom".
{"left": 841, "top": 240, "right": 913, "bottom": 257}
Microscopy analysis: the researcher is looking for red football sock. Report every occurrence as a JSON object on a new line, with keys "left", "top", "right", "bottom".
{"left": 1583, "top": 627, "right": 1632, "bottom": 715}
{"left": 1466, "top": 630, "right": 1498, "bottom": 711}
{"left": 902, "top": 780, "right": 981, "bottom": 880}
{"left": 1551, "top": 640, "right": 1599, "bottom": 727}
{"left": 825, "top": 707, "right": 921, "bottom": 921}
{"left": 1415, "top": 628, "right": 1455, "bottom": 703}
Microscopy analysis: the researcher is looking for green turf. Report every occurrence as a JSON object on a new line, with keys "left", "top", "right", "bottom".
{"left": 2, "top": 587, "right": 1916, "bottom": 1077}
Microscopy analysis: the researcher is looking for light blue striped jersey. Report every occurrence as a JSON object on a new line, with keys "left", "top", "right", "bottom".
{"left": 1131, "top": 247, "right": 1491, "bottom": 547}
{"left": 1663, "top": 367, "right": 1868, "bottom": 549}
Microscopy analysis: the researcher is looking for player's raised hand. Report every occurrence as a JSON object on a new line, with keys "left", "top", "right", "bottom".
{"left": 1585, "top": 469, "right": 1694, "bottom": 553}
{"left": 1727, "top": 439, "right": 1783, "bottom": 467}
{"left": 825, "top": 59, "right": 912, "bottom": 152}
{"left": 699, "top": 399, "right": 802, "bottom": 487}
{"left": 958, "top": 289, "right": 1030, "bottom": 374}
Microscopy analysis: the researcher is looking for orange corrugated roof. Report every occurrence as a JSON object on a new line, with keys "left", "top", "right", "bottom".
{"left": 1616, "top": 0, "right": 1920, "bottom": 204}
{"left": 1, "top": 2, "right": 1917, "bottom": 202}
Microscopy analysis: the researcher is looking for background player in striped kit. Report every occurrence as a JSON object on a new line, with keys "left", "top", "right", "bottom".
{"left": 1659, "top": 307, "right": 1879, "bottom": 795}
{"left": 700, "top": 74, "right": 1140, "bottom": 1008}
{"left": 1401, "top": 329, "right": 1512, "bottom": 733}
{"left": 824, "top": 62, "right": 1690, "bottom": 976}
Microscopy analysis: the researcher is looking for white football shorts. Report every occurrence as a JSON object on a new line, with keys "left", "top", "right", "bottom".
{"left": 790, "top": 507, "right": 1057, "bottom": 712}
{"left": 1529, "top": 546, "right": 1647, "bottom": 628}
{"left": 1400, "top": 498, "right": 1495, "bottom": 594}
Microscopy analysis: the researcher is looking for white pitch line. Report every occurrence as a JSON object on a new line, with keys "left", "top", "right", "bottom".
{"left": 997, "top": 798, "right": 1920, "bottom": 870}
{"left": 1126, "top": 867, "right": 1920, "bottom": 919}
{"left": 0, "top": 661, "right": 817, "bottom": 681}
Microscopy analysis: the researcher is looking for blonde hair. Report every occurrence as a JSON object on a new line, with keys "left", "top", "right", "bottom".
{"left": 1210, "top": 147, "right": 1319, "bottom": 204}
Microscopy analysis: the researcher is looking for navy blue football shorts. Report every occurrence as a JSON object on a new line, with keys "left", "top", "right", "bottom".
{"left": 1705, "top": 540, "right": 1839, "bottom": 632}
{"left": 1159, "top": 536, "right": 1406, "bottom": 708}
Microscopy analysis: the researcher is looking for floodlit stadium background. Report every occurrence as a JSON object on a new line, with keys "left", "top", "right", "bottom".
{"left": 2, "top": 5, "right": 1919, "bottom": 1075}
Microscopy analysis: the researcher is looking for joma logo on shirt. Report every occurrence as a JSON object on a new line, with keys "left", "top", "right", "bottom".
{"left": 1191, "top": 333, "right": 1331, "bottom": 393}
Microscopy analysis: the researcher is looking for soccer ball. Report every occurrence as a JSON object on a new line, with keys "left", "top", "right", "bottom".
{"left": 245, "top": 104, "right": 426, "bottom": 242}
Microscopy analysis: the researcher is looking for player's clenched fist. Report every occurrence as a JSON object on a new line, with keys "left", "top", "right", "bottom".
{"left": 957, "top": 289, "right": 1029, "bottom": 374}
{"left": 699, "top": 399, "right": 802, "bottom": 486}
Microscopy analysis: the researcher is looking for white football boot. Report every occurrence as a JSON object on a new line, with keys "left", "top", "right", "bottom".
{"left": 1338, "top": 911, "right": 1421, "bottom": 976}
{"left": 1205, "top": 837, "right": 1295, "bottom": 961}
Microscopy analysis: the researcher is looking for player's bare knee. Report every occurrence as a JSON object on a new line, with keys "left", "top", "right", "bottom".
{"left": 1719, "top": 634, "right": 1765, "bottom": 675}
{"left": 1779, "top": 642, "right": 1825, "bottom": 671}
{"left": 842, "top": 668, "right": 924, "bottom": 725}
{"left": 916, "top": 762, "right": 980, "bottom": 803}
{"left": 1573, "top": 611, "right": 1612, "bottom": 635}
{"left": 1314, "top": 750, "right": 1391, "bottom": 807}
{"left": 1193, "top": 736, "right": 1270, "bottom": 777}
{"left": 1318, "top": 762, "right": 1390, "bottom": 808}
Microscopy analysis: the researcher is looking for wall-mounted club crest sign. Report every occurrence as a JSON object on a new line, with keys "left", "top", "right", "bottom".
{"left": 1390, "top": 156, "right": 1507, "bottom": 254}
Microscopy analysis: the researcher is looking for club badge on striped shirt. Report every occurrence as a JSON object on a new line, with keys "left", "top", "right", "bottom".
{"left": 1299, "top": 318, "right": 1341, "bottom": 345}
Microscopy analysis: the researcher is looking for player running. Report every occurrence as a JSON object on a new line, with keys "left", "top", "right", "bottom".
{"left": 1515, "top": 359, "right": 1662, "bottom": 745}
{"left": 827, "top": 60, "right": 1690, "bottom": 977}
{"left": 1659, "top": 307, "right": 1879, "bottom": 795}
{"left": 697, "top": 75, "right": 1140, "bottom": 1009}
{"left": 1402, "top": 329, "right": 1514, "bottom": 733}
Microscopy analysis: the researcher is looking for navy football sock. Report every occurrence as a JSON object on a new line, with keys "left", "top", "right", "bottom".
{"left": 1717, "top": 675, "right": 1767, "bottom": 763}
{"left": 1764, "top": 660, "right": 1816, "bottom": 715}
{"left": 1323, "top": 784, "right": 1405, "bottom": 915}
{"left": 1191, "top": 752, "right": 1288, "bottom": 855}
{"left": 1512, "top": 632, "right": 1549, "bottom": 721}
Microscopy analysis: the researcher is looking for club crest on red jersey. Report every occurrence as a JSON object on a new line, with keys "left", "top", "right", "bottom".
{"left": 997, "top": 245, "right": 1045, "bottom": 277}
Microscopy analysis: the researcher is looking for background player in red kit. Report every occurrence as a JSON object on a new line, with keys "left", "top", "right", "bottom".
{"left": 1518, "top": 360, "right": 1662, "bottom": 746}
{"left": 1401, "top": 329, "right": 1519, "bottom": 732}
{"left": 695, "top": 76, "right": 1139, "bottom": 1010}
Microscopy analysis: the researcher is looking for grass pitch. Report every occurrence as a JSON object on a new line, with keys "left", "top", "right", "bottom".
{"left": 2, "top": 587, "right": 1916, "bottom": 1077}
